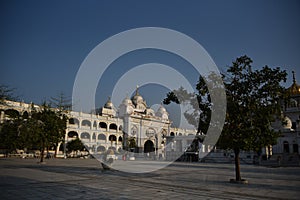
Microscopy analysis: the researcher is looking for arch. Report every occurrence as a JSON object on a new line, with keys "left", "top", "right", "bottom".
{"left": 81, "top": 132, "right": 90, "bottom": 139}
{"left": 22, "top": 111, "right": 29, "bottom": 119}
{"left": 109, "top": 123, "right": 118, "bottom": 131}
{"left": 69, "top": 118, "right": 79, "bottom": 125}
{"left": 97, "top": 146, "right": 106, "bottom": 152}
{"left": 98, "top": 134, "right": 106, "bottom": 141}
{"left": 99, "top": 122, "right": 107, "bottom": 129}
{"left": 82, "top": 120, "right": 91, "bottom": 127}
{"left": 293, "top": 144, "right": 299, "bottom": 153}
{"left": 144, "top": 140, "right": 155, "bottom": 153}
{"left": 170, "top": 132, "right": 175, "bottom": 137}
{"left": 178, "top": 133, "right": 182, "bottom": 136}
{"left": 4, "top": 109, "right": 20, "bottom": 118}
{"left": 109, "top": 135, "right": 117, "bottom": 142}
{"left": 92, "top": 133, "right": 96, "bottom": 140}
{"left": 118, "top": 136, "right": 123, "bottom": 142}
{"left": 283, "top": 141, "right": 289, "bottom": 153}
{"left": 68, "top": 131, "right": 78, "bottom": 138}
{"left": 119, "top": 125, "right": 123, "bottom": 131}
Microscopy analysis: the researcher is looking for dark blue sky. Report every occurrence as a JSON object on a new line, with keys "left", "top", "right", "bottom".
{"left": 1, "top": 0, "right": 300, "bottom": 110}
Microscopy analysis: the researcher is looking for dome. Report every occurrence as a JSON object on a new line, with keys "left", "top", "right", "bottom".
{"left": 156, "top": 104, "right": 169, "bottom": 119}
{"left": 131, "top": 86, "right": 144, "bottom": 105}
{"left": 118, "top": 96, "right": 134, "bottom": 117}
{"left": 122, "top": 96, "right": 133, "bottom": 106}
{"left": 104, "top": 97, "right": 114, "bottom": 109}
{"left": 132, "top": 95, "right": 143, "bottom": 104}
{"left": 283, "top": 116, "right": 292, "bottom": 129}
{"left": 157, "top": 105, "right": 167, "bottom": 113}
{"left": 286, "top": 71, "right": 300, "bottom": 96}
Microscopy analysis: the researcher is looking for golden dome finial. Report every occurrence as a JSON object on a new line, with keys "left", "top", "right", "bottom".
{"left": 286, "top": 70, "right": 300, "bottom": 96}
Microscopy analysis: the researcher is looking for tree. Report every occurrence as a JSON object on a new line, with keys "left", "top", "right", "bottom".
{"left": 36, "top": 104, "right": 67, "bottom": 162}
{"left": 0, "top": 120, "right": 20, "bottom": 155}
{"left": 164, "top": 74, "right": 216, "bottom": 153}
{"left": 0, "top": 111, "right": 40, "bottom": 155}
{"left": 66, "top": 138, "right": 86, "bottom": 156}
{"left": 127, "top": 137, "right": 137, "bottom": 150}
{"left": 16, "top": 103, "right": 67, "bottom": 162}
{"left": 218, "top": 55, "right": 287, "bottom": 181}
{"left": 0, "top": 100, "right": 67, "bottom": 162}
{"left": 49, "top": 92, "right": 72, "bottom": 112}
{"left": 164, "top": 55, "right": 287, "bottom": 182}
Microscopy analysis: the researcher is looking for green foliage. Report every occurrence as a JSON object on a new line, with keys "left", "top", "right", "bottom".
{"left": 218, "top": 56, "right": 287, "bottom": 153}
{"left": 0, "top": 120, "right": 19, "bottom": 152}
{"left": 31, "top": 104, "right": 67, "bottom": 161}
{"left": 0, "top": 103, "right": 67, "bottom": 162}
{"left": 164, "top": 81, "right": 211, "bottom": 134}
{"left": 127, "top": 137, "right": 136, "bottom": 149}
{"left": 66, "top": 138, "right": 85, "bottom": 153}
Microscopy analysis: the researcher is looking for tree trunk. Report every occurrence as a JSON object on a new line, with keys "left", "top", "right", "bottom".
{"left": 40, "top": 141, "right": 45, "bottom": 163}
{"left": 234, "top": 148, "right": 241, "bottom": 181}
{"left": 40, "top": 148, "right": 44, "bottom": 163}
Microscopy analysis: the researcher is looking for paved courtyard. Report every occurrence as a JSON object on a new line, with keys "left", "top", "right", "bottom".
{"left": 0, "top": 158, "right": 299, "bottom": 200}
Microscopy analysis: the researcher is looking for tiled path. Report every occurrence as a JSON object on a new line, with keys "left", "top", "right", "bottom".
{"left": 0, "top": 158, "right": 299, "bottom": 199}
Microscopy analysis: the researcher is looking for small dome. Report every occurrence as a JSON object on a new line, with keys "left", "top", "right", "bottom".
{"left": 104, "top": 97, "right": 114, "bottom": 109}
{"left": 283, "top": 116, "right": 292, "bottom": 129}
{"left": 122, "top": 96, "right": 133, "bottom": 106}
{"left": 156, "top": 104, "right": 169, "bottom": 119}
{"left": 131, "top": 86, "right": 145, "bottom": 106}
{"left": 286, "top": 71, "right": 300, "bottom": 96}
{"left": 157, "top": 105, "right": 167, "bottom": 113}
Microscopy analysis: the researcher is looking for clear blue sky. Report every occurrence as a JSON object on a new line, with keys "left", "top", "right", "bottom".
{"left": 1, "top": 0, "right": 300, "bottom": 113}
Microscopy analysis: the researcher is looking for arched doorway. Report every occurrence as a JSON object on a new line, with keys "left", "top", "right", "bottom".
{"left": 144, "top": 140, "right": 154, "bottom": 153}
{"left": 293, "top": 144, "right": 298, "bottom": 153}
{"left": 283, "top": 141, "right": 289, "bottom": 153}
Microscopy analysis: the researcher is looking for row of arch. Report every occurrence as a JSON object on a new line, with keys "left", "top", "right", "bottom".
{"left": 90, "top": 146, "right": 121, "bottom": 153}
{"left": 74, "top": 140, "right": 156, "bottom": 153}
{"left": 170, "top": 132, "right": 195, "bottom": 137}
{"left": 69, "top": 118, "right": 122, "bottom": 131}
{"left": 283, "top": 141, "right": 299, "bottom": 153}
{"left": 67, "top": 131, "right": 123, "bottom": 142}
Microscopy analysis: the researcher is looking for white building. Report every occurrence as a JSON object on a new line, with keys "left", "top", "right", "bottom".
{"left": 0, "top": 87, "right": 198, "bottom": 159}
{"left": 271, "top": 71, "right": 300, "bottom": 157}
{"left": 65, "top": 88, "right": 197, "bottom": 159}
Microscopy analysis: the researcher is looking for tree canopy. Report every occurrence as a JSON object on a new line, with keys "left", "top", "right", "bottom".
{"left": 0, "top": 103, "right": 67, "bottom": 162}
{"left": 66, "top": 138, "right": 85, "bottom": 153}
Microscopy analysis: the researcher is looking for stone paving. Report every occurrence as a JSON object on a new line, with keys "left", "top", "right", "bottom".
{"left": 0, "top": 158, "right": 299, "bottom": 200}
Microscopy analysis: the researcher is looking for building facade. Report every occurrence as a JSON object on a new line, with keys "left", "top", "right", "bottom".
{"left": 271, "top": 71, "right": 300, "bottom": 157}
{"left": 0, "top": 87, "right": 197, "bottom": 159}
